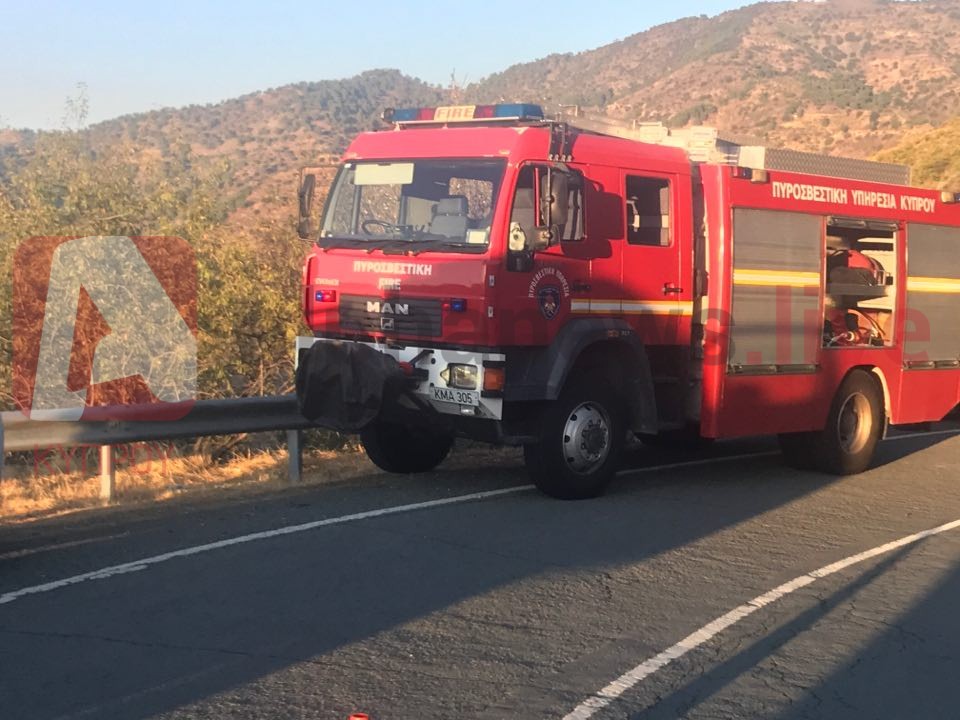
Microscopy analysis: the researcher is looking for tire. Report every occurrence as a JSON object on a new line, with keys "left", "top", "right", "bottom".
{"left": 360, "top": 421, "right": 453, "bottom": 474}
{"left": 779, "top": 370, "right": 883, "bottom": 475}
{"left": 820, "top": 370, "right": 884, "bottom": 474}
{"left": 524, "top": 380, "right": 626, "bottom": 500}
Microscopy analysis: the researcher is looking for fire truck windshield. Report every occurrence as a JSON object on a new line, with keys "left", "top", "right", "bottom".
{"left": 319, "top": 159, "right": 506, "bottom": 253}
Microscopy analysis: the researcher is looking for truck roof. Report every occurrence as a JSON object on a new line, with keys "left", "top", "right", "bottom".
{"left": 344, "top": 103, "right": 913, "bottom": 188}
{"left": 553, "top": 109, "right": 911, "bottom": 186}
{"left": 344, "top": 123, "right": 692, "bottom": 175}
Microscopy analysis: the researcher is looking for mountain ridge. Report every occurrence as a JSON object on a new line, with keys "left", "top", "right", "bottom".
{"left": 6, "top": 0, "right": 960, "bottom": 224}
{"left": 469, "top": 0, "right": 960, "bottom": 158}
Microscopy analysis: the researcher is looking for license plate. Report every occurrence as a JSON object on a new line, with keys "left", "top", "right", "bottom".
{"left": 431, "top": 387, "right": 480, "bottom": 406}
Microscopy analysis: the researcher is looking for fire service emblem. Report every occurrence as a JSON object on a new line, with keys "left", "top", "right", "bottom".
{"left": 538, "top": 286, "right": 562, "bottom": 320}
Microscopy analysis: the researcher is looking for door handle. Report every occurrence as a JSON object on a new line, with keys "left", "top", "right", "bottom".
{"left": 572, "top": 281, "right": 592, "bottom": 293}
{"left": 663, "top": 282, "right": 684, "bottom": 295}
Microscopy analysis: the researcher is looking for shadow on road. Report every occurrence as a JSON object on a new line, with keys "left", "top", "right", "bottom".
{"left": 626, "top": 543, "right": 922, "bottom": 719}
{"left": 0, "top": 427, "right": 956, "bottom": 719}
{"left": 770, "top": 555, "right": 960, "bottom": 720}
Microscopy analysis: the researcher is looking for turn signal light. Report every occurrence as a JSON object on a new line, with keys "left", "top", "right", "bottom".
{"left": 482, "top": 367, "right": 505, "bottom": 393}
{"left": 733, "top": 167, "right": 769, "bottom": 183}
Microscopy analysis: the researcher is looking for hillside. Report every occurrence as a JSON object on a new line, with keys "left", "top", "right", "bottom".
{"left": 469, "top": 0, "right": 960, "bottom": 159}
{"left": 83, "top": 69, "right": 444, "bottom": 223}
{"left": 877, "top": 118, "right": 960, "bottom": 190}
{"left": 7, "top": 0, "right": 960, "bottom": 226}
{"left": 1, "top": 70, "right": 444, "bottom": 225}
{"left": 5, "top": 0, "right": 960, "bottom": 407}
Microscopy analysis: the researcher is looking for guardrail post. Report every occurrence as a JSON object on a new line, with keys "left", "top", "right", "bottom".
{"left": 100, "top": 445, "right": 115, "bottom": 504}
{"left": 287, "top": 429, "right": 302, "bottom": 484}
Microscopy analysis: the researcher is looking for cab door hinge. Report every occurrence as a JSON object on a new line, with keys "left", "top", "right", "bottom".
{"left": 548, "top": 122, "right": 574, "bottom": 162}
{"left": 694, "top": 269, "right": 709, "bottom": 297}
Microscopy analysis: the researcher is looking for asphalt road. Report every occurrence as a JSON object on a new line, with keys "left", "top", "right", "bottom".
{"left": 1, "top": 426, "right": 959, "bottom": 720}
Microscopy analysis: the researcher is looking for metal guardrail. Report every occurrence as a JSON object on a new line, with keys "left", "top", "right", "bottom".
{"left": 0, "top": 395, "right": 314, "bottom": 503}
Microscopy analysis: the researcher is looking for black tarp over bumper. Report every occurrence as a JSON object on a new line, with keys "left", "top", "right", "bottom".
{"left": 295, "top": 341, "right": 406, "bottom": 432}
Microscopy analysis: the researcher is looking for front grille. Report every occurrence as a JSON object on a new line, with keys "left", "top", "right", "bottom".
{"left": 339, "top": 295, "right": 443, "bottom": 337}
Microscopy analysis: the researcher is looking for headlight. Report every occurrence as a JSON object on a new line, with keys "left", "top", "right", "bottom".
{"left": 440, "top": 364, "right": 478, "bottom": 390}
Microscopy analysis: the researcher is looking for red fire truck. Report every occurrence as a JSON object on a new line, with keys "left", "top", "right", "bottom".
{"left": 294, "top": 103, "right": 960, "bottom": 499}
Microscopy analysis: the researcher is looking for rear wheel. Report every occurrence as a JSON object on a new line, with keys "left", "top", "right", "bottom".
{"left": 360, "top": 421, "right": 453, "bottom": 474}
{"left": 822, "top": 371, "right": 884, "bottom": 474}
{"left": 779, "top": 370, "right": 883, "bottom": 475}
{"left": 524, "top": 381, "right": 625, "bottom": 500}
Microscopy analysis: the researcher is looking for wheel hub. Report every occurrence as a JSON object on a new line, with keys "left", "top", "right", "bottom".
{"left": 563, "top": 402, "right": 611, "bottom": 474}
{"left": 837, "top": 391, "right": 871, "bottom": 454}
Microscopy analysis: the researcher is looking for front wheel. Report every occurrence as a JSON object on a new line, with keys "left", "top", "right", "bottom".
{"left": 360, "top": 421, "right": 453, "bottom": 474}
{"left": 524, "top": 381, "right": 626, "bottom": 500}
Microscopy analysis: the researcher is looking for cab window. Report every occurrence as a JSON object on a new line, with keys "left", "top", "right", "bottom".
{"left": 509, "top": 165, "right": 584, "bottom": 247}
{"left": 626, "top": 175, "right": 671, "bottom": 246}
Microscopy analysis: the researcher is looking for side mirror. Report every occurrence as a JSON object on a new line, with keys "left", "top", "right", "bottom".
{"left": 537, "top": 168, "right": 571, "bottom": 244}
{"left": 532, "top": 234, "right": 551, "bottom": 252}
{"left": 549, "top": 171, "right": 570, "bottom": 226}
{"left": 297, "top": 172, "right": 316, "bottom": 240}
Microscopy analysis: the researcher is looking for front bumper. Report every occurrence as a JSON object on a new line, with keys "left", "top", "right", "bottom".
{"left": 295, "top": 336, "right": 505, "bottom": 423}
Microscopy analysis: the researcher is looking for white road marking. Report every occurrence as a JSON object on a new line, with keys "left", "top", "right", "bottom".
{"left": 0, "top": 486, "right": 532, "bottom": 606}
{"left": 617, "top": 451, "right": 779, "bottom": 477}
{"left": 564, "top": 515, "right": 960, "bottom": 719}
{"left": 0, "top": 533, "right": 130, "bottom": 560}
{"left": 0, "top": 452, "right": 782, "bottom": 607}
{"left": 612, "top": 428, "right": 958, "bottom": 481}
{"left": 888, "top": 428, "right": 960, "bottom": 440}
{"left": 1, "top": 429, "right": 955, "bottom": 609}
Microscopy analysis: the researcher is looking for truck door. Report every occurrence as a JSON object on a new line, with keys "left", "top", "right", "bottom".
{"left": 499, "top": 163, "right": 588, "bottom": 346}
{"left": 618, "top": 171, "right": 693, "bottom": 420}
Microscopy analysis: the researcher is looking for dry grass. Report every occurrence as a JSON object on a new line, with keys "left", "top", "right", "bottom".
{"left": 0, "top": 441, "right": 525, "bottom": 525}
{"left": 0, "top": 442, "right": 376, "bottom": 524}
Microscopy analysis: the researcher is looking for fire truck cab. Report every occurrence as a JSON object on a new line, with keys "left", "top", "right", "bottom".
{"left": 295, "top": 103, "right": 960, "bottom": 499}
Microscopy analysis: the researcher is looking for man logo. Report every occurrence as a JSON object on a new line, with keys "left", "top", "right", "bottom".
{"left": 13, "top": 236, "right": 197, "bottom": 421}
{"left": 366, "top": 301, "right": 410, "bottom": 316}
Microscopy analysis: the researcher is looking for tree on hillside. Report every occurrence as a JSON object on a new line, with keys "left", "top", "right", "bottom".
{"left": 0, "top": 128, "right": 304, "bottom": 409}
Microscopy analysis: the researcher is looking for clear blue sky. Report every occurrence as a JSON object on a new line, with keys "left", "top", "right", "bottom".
{"left": 1, "top": 0, "right": 751, "bottom": 130}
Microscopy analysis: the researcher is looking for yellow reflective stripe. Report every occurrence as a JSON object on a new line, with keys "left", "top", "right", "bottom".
{"left": 570, "top": 300, "right": 694, "bottom": 316}
{"left": 575, "top": 300, "right": 614, "bottom": 312}
{"left": 733, "top": 268, "right": 820, "bottom": 287}
{"left": 623, "top": 301, "right": 694, "bottom": 316}
{"left": 907, "top": 277, "right": 960, "bottom": 294}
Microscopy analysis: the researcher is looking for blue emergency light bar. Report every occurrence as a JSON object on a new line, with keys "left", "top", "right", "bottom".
{"left": 383, "top": 103, "right": 545, "bottom": 125}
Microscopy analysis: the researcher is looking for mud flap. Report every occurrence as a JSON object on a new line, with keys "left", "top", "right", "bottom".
{"left": 295, "top": 341, "right": 406, "bottom": 431}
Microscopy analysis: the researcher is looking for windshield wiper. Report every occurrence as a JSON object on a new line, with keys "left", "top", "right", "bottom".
{"left": 319, "top": 237, "right": 369, "bottom": 251}
{"left": 407, "top": 238, "right": 487, "bottom": 255}
{"left": 319, "top": 233, "right": 485, "bottom": 255}
{"left": 370, "top": 230, "right": 444, "bottom": 255}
